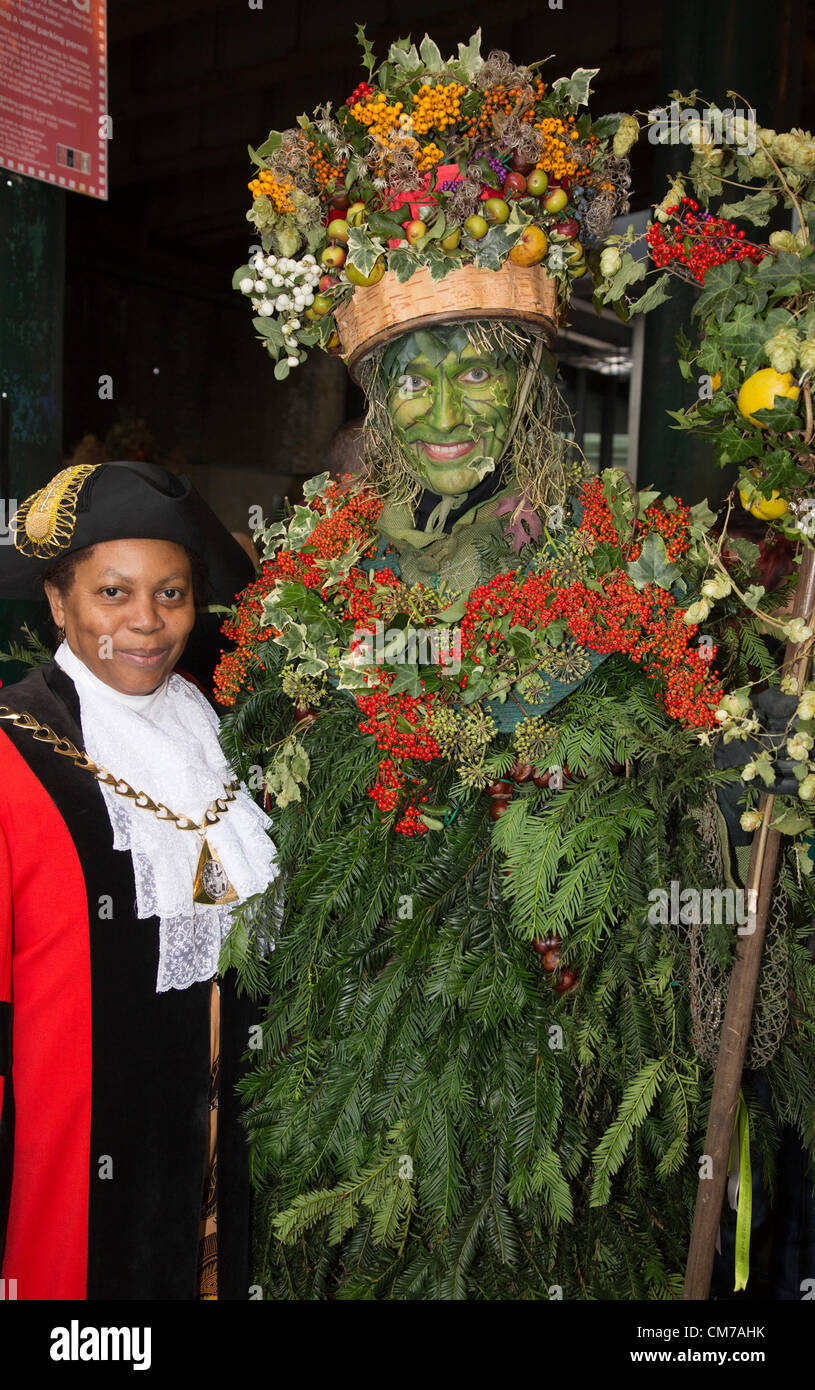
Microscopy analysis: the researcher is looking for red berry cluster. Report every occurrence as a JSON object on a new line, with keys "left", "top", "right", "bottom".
{"left": 335, "top": 567, "right": 400, "bottom": 627}
{"left": 214, "top": 558, "right": 279, "bottom": 706}
{"left": 578, "top": 478, "right": 690, "bottom": 561}
{"left": 346, "top": 80, "right": 374, "bottom": 107}
{"left": 356, "top": 684, "right": 439, "bottom": 821}
{"left": 646, "top": 197, "right": 765, "bottom": 284}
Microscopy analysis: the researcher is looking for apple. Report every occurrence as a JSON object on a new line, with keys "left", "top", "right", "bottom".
{"left": 346, "top": 201, "right": 366, "bottom": 226}
{"left": 503, "top": 172, "right": 527, "bottom": 198}
{"left": 441, "top": 227, "right": 461, "bottom": 250}
{"left": 405, "top": 219, "right": 427, "bottom": 246}
{"left": 551, "top": 217, "right": 579, "bottom": 240}
{"left": 312, "top": 293, "right": 334, "bottom": 316}
{"left": 329, "top": 193, "right": 349, "bottom": 214}
{"left": 325, "top": 330, "right": 341, "bottom": 352}
{"left": 543, "top": 188, "right": 569, "bottom": 214}
{"left": 304, "top": 307, "right": 320, "bottom": 322}
{"left": 484, "top": 198, "right": 510, "bottom": 224}
{"left": 526, "top": 169, "right": 549, "bottom": 197}
{"left": 319, "top": 273, "right": 338, "bottom": 293}
{"left": 326, "top": 217, "right": 349, "bottom": 244}
{"left": 321, "top": 244, "right": 347, "bottom": 269}
{"left": 565, "top": 242, "right": 585, "bottom": 262}
{"left": 464, "top": 214, "right": 489, "bottom": 240}
{"left": 508, "top": 224, "right": 548, "bottom": 266}
{"left": 345, "top": 257, "right": 385, "bottom": 286}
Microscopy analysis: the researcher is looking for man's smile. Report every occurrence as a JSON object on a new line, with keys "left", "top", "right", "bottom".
{"left": 416, "top": 439, "right": 480, "bottom": 462}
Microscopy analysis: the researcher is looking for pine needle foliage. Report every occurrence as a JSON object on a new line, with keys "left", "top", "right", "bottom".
{"left": 223, "top": 648, "right": 815, "bottom": 1299}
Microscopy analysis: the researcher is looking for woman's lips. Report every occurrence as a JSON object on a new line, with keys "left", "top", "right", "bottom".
{"left": 418, "top": 439, "right": 478, "bottom": 462}
{"left": 117, "top": 648, "right": 170, "bottom": 667}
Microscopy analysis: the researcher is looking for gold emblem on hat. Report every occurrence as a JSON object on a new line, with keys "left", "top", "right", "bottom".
{"left": 12, "top": 463, "right": 100, "bottom": 558}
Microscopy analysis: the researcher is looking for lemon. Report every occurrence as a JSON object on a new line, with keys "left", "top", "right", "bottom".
{"left": 750, "top": 491, "right": 789, "bottom": 520}
{"left": 737, "top": 368, "right": 799, "bottom": 426}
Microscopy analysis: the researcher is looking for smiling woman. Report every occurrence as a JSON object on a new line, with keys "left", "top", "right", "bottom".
{"left": 0, "top": 461, "right": 278, "bottom": 1300}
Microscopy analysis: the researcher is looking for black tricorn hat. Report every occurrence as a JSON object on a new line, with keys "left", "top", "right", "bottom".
{"left": 0, "top": 460, "right": 253, "bottom": 602}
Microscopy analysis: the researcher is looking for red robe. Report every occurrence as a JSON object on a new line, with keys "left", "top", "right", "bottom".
{"left": 0, "top": 662, "right": 253, "bottom": 1299}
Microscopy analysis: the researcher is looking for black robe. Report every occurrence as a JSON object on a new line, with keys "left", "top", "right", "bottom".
{"left": 0, "top": 661, "right": 253, "bottom": 1299}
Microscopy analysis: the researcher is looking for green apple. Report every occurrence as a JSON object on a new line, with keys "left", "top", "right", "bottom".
{"left": 345, "top": 257, "right": 385, "bottom": 286}
{"left": 526, "top": 169, "right": 549, "bottom": 197}
{"left": 543, "top": 188, "right": 569, "bottom": 214}
{"left": 312, "top": 293, "right": 334, "bottom": 316}
{"left": 346, "top": 201, "right": 367, "bottom": 226}
{"left": 483, "top": 197, "right": 510, "bottom": 224}
{"left": 405, "top": 219, "right": 427, "bottom": 246}
{"left": 464, "top": 214, "right": 488, "bottom": 240}
{"left": 321, "top": 244, "right": 346, "bottom": 269}
{"left": 326, "top": 218, "right": 349, "bottom": 244}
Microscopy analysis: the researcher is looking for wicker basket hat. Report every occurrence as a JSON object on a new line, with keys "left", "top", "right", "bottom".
{"left": 334, "top": 260, "right": 558, "bottom": 381}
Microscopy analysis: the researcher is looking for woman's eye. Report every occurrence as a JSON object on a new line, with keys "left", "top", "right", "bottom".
{"left": 460, "top": 367, "right": 490, "bottom": 384}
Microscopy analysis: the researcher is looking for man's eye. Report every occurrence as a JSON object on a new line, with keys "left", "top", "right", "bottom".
{"left": 460, "top": 367, "right": 490, "bottom": 384}
{"left": 100, "top": 587, "right": 124, "bottom": 598}
{"left": 400, "top": 373, "right": 429, "bottom": 394}
{"left": 160, "top": 588, "right": 184, "bottom": 600}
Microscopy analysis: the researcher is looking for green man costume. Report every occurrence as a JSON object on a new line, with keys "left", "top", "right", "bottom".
{"left": 218, "top": 34, "right": 815, "bottom": 1301}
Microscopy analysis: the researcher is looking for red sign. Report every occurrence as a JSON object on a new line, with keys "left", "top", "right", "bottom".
{"left": 0, "top": 0, "right": 107, "bottom": 200}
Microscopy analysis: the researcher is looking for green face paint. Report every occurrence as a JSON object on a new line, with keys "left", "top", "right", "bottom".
{"left": 386, "top": 338, "right": 518, "bottom": 498}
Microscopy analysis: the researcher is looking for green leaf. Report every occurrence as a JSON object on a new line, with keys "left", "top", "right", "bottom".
{"left": 692, "top": 259, "right": 747, "bottom": 325}
{"left": 606, "top": 252, "right": 646, "bottom": 300}
{"left": 551, "top": 67, "right": 599, "bottom": 108}
{"left": 590, "top": 1058, "right": 667, "bottom": 1205}
{"left": 387, "top": 247, "right": 420, "bottom": 284}
{"left": 717, "top": 191, "right": 776, "bottom": 226}
{"left": 419, "top": 35, "right": 444, "bottom": 71}
{"left": 355, "top": 23, "right": 376, "bottom": 79}
{"left": 274, "top": 358, "right": 290, "bottom": 381}
{"left": 456, "top": 30, "right": 483, "bottom": 81}
{"left": 368, "top": 211, "right": 409, "bottom": 240}
{"left": 626, "top": 531, "right": 680, "bottom": 590}
{"left": 347, "top": 225, "right": 386, "bottom": 277}
{"left": 250, "top": 131, "right": 282, "bottom": 160}
{"left": 628, "top": 272, "right": 672, "bottom": 315}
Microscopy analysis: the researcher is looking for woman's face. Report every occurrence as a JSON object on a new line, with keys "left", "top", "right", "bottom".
{"left": 44, "top": 538, "right": 196, "bottom": 695}
{"left": 388, "top": 340, "right": 517, "bottom": 497}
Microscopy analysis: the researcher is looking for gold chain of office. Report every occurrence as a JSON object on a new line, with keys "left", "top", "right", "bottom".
{"left": 0, "top": 704, "right": 236, "bottom": 833}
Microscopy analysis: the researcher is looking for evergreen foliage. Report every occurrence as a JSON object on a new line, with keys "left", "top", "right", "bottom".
{"left": 220, "top": 645, "right": 815, "bottom": 1299}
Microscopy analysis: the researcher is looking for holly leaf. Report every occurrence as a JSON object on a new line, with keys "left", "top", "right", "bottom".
{"left": 626, "top": 531, "right": 679, "bottom": 590}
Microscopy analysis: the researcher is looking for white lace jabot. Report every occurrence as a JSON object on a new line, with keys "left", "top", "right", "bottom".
{"left": 55, "top": 641, "right": 277, "bottom": 992}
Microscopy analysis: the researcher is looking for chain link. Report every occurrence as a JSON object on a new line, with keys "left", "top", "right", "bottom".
{"left": 0, "top": 704, "right": 236, "bottom": 834}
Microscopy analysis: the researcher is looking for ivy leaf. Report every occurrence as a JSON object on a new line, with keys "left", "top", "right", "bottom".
{"left": 388, "top": 247, "right": 420, "bottom": 284}
{"left": 419, "top": 35, "right": 444, "bottom": 71}
{"left": 717, "top": 190, "right": 776, "bottom": 226}
{"left": 742, "top": 584, "right": 766, "bottom": 611}
{"left": 626, "top": 531, "right": 679, "bottom": 591}
{"left": 473, "top": 222, "right": 519, "bottom": 269}
{"left": 692, "top": 260, "right": 747, "bottom": 325}
{"left": 750, "top": 401, "right": 803, "bottom": 433}
{"left": 388, "top": 663, "right": 425, "bottom": 698}
{"left": 456, "top": 30, "right": 483, "bottom": 81}
{"left": 551, "top": 67, "right": 599, "bottom": 108}
{"left": 347, "top": 226, "right": 386, "bottom": 277}
{"left": 628, "top": 272, "right": 672, "bottom": 315}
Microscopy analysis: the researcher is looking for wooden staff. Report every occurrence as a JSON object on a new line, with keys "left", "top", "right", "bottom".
{"left": 683, "top": 542, "right": 815, "bottom": 1300}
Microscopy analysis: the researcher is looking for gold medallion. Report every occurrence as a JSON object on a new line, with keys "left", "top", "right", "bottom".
{"left": 193, "top": 837, "right": 239, "bottom": 906}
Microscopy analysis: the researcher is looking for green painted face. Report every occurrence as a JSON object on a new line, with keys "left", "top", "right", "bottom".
{"left": 387, "top": 339, "right": 518, "bottom": 497}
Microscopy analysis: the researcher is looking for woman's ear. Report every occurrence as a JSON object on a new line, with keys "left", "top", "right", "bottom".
{"left": 43, "top": 580, "right": 66, "bottom": 630}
